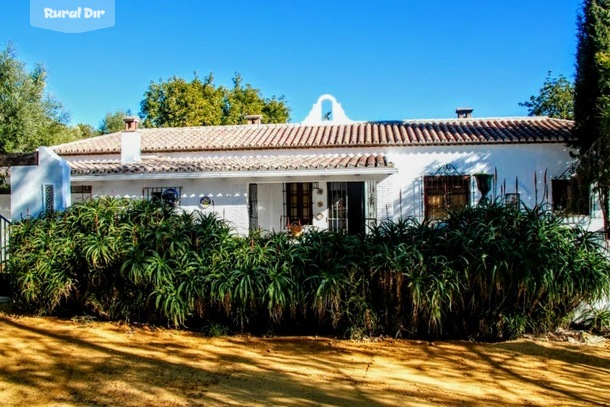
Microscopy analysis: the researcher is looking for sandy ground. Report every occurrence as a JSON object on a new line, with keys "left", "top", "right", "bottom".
{"left": 0, "top": 307, "right": 609, "bottom": 406}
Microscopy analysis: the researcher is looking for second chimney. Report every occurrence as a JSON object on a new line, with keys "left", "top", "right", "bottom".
{"left": 456, "top": 108, "right": 473, "bottom": 119}
{"left": 121, "top": 116, "right": 141, "bottom": 164}
{"left": 244, "top": 114, "right": 263, "bottom": 125}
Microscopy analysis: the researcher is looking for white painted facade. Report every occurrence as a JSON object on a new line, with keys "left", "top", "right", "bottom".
{"left": 63, "top": 141, "right": 604, "bottom": 236}
{"left": 70, "top": 163, "right": 390, "bottom": 235}
{"left": 11, "top": 147, "right": 71, "bottom": 221}
{"left": 386, "top": 143, "right": 574, "bottom": 218}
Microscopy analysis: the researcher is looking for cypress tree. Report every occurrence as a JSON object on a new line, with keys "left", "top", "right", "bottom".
{"left": 574, "top": 0, "right": 610, "bottom": 151}
{"left": 574, "top": 0, "right": 610, "bottom": 236}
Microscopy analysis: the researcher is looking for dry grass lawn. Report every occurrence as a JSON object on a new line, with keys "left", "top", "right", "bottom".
{"left": 0, "top": 305, "right": 609, "bottom": 406}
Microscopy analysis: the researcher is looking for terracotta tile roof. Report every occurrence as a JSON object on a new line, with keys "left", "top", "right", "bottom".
{"left": 53, "top": 117, "right": 573, "bottom": 156}
{"left": 68, "top": 153, "right": 393, "bottom": 176}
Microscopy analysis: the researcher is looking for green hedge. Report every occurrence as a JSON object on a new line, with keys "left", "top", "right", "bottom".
{"left": 7, "top": 198, "right": 610, "bottom": 341}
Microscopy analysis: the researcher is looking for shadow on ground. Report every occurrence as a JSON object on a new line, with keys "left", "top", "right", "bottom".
{"left": 0, "top": 311, "right": 609, "bottom": 406}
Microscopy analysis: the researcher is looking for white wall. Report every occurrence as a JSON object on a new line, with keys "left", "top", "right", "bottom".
{"left": 311, "top": 184, "right": 328, "bottom": 230}
{"left": 381, "top": 143, "right": 577, "bottom": 222}
{"left": 11, "top": 148, "right": 71, "bottom": 221}
{"left": 67, "top": 142, "right": 595, "bottom": 235}
{"left": 74, "top": 178, "right": 249, "bottom": 234}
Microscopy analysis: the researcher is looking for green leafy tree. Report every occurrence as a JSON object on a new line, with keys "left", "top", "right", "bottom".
{"left": 51, "top": 123, "right": 100, "bottom": 145}
{"left": 140, "top": 73, "right": 290, "bottom": 127}
{"left": 573, "top": 0, "right": 610, "bottom": 236}
{"left": 140, "top": 74, "right": 225, "bottom": 128}
{"left": 222, "top": 74, "right": 265, "bottom": 125}
{"left": 262, "top": 96, "right": 290, "bottom": 124}
{"left": 520, "top": 72, "right": 574, "bottom": 119}
{"left": 0, "top": 44, "right": 69, "bottom": 152}
{"left": 222, "top": 73, "right": 290, "bottom": 125}
{"left": 74, "top": 123, "right": 99, "bottom": 139}
{"left": 99, "top": 110, "right": 130, "bottom": 134}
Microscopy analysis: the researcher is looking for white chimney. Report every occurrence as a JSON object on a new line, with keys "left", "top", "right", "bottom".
{"left": 121, "top": 116, "right": 141, "bottom": 164}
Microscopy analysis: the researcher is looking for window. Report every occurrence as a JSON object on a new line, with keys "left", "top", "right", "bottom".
{"left": 552, "top": 179, "right": 589, "bottom": 215}
{"left": 504, "top": 193, "right": 521, "bottom": 208}
{"left": 328, "top": 182, "right": 348, "bottom": 231}
{"left": 143, "top": 187, "right": 182, "bottom": 207}
{"left": 43, "top": 184, "right": 54, "bottom": 213}
{"left": 328, "top": 182, "right": 366, "bottom": 234}
{"left": 423, "top": 175, "right": 470, "bottom": 220}
{"left": 71, "top": 185, "right": 92, "bottom": 203}
{"left": 285, "top": 183, "right": 312, "bottom": 225}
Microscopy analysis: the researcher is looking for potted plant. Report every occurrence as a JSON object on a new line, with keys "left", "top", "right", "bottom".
{"left": 290, "top": 220, "right": 303, "bottom": 237}
{"left": 474, "top": 173, "right": 494, "bottom": 204}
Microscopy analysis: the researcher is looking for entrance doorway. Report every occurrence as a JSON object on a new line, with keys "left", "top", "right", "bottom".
{"left": 328, "top": 182, "right": 365, "bottom": 234}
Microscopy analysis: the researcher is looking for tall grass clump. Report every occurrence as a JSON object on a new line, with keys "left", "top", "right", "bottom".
{"left": 7, "top": 198, "right": 610, "bottom": 341}
{"left": 367, "top": 202, "right": 610, "bottom": 340}
{"left": 9, "top": 198, "right": 234, "bottom": 327}
{"left": 368, "top": 217, "right": 461, "bottom": 338}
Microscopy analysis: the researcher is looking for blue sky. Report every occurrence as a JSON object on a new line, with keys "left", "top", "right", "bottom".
{"left": 1, "top": 1, "right": 581, "bottom": 127}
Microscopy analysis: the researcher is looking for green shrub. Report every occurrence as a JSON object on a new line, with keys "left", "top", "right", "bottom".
{"left": 7, "top": 198, "right": 610, "bottom": 341}
{"left": 573, "top": 304, "right": 610, "bottom": 333}
{"left": 364, "top": 202, "right": 610, "bottom": 340}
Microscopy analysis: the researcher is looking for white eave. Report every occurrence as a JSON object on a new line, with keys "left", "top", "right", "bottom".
{"left": 70, "top": 166, "right": 398, "bottom": 182}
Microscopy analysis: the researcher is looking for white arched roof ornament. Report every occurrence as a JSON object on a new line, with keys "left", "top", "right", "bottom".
{"left": 301, "top": 94, "right": 352, "bottom": 125}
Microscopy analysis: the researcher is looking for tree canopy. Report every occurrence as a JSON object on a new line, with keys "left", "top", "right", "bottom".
{"left": 0, "top": 44, "right": 98, "bottom": 152}
{"left": 573, "top": 0, "right": 610, "bottom": 236}
{"left": 0, "top": 45, "right": 291, "bottom": 153}
{"left": 519, "top": 72, "right": 574, "bottom": 120}
{"left": 0, "top": 44, "right": 67, "bottom": 152}
{"left": 573, "top": 0, "right": 610, "bottom": 153}
{"left": 99, "top": 110, "right": 131, "bottom": 134}
{"left": 139, "top": 73, "right": 290, "bottom": 128}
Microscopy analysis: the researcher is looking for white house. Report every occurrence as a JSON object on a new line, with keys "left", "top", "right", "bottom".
{"left": 10, "top": 94, "right": 600, "bottom": 235}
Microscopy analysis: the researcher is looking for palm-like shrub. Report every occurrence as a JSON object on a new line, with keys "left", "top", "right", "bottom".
{"left": 449, "top": 203, "right": 610, "bottom": 339}
{"left": 368, "top": 218, "right": 460, "bottom": 338}
{"left": 295, "top": 230, "right": 372, "bottom": 335}
{"left": 366, "top": 202, "right": 610, "bottom": 340}
{"left": 7, "top": 198, "right": 610, "bottom": 340}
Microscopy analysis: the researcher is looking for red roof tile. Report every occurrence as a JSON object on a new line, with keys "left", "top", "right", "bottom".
{"left": 68, "top": 153, "right": 393, "bottom": 176}
{"left": 53, "top": 117, "right": 572, "bottom": 156}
